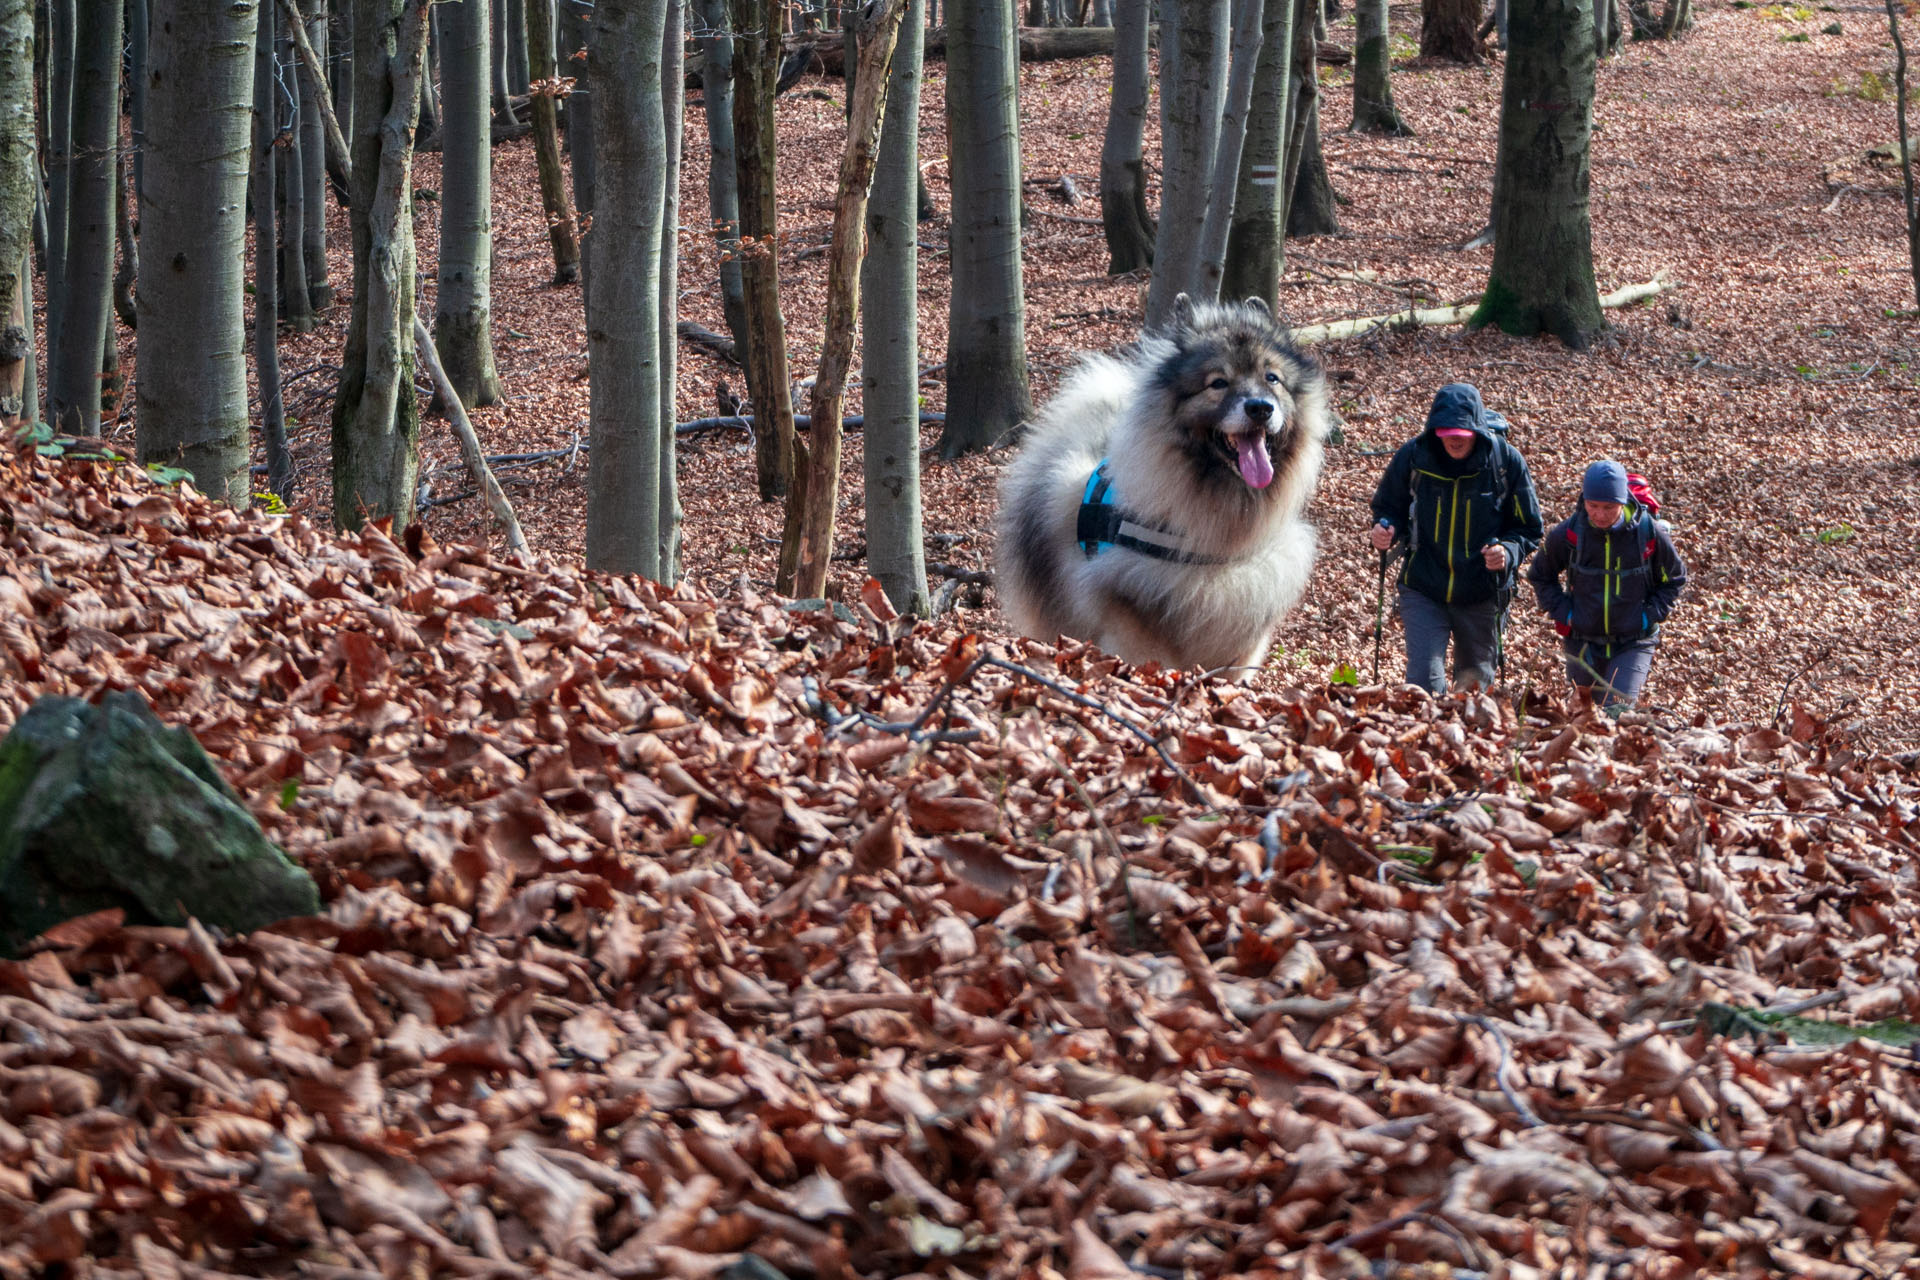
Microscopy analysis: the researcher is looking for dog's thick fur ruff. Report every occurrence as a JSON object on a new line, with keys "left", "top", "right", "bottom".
{"left": 995, "top": 296, "right": 1330, "bottom": 676}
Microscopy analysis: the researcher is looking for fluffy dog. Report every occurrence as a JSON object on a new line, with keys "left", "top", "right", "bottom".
{"left": 995, "top": 295, "right": 1329, "bottom": 676}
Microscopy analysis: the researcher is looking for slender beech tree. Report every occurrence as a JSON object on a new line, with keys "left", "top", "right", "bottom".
{"left": 940, "top": 0, "right": 1033, "bottom": 456}
{"left": 50, "top": 0, "right": 120, "bottom": 433}
{"left": 331, "top": 0, "right": 431, "bottom": 532}
{"left": 1196, "top": 0, "right": 1267, "bottom": 301}
{"left": 44, "top": 0, "right": 70, "bottom": 407}
{"left": 560, "top": 0, "right": 594, "bottom": 215}
{"left": 129, "top": 0, "right": 149, "bottom": 200}
{"left": 584, "top": 0, "right": 670, "bottom": 576}
{"left": 1471, "top": 0, "right": 1603, "bottom": 346}
{"left": 507, "top": 0, "right": 530, "bottom": 93}
{"left": 1891, "top": 0, "right": 1920, "bottom": 311}
{"left": 0, "top": 0, "right": 32, "bottom": 429}
{"left": 657, "top": 0, "right": 684, "bottom": 581}
{"left": 1145, "top": 0, "right": 1228, "bottom": 327}
{"left": 1098, "top": 0, "right": 1154, "bottom": 272}
{"left": 733, "top": 0, "right": 797, "bottom": 496}
{"left": 492, "top": 0, "right": 521, "bottom": 124}
{"left": 525, "top": 0, "right": 580, "bottom": 283}
{"left": 255, "top": 0, "right": 294, "bottom": 497}
{"left": 1352, "top": 0, "right": 1411, "bottom": 134}
{"left": 694, "top": 0, "right": 748, "bottom": 354}
{"left": 437, "top": 0, "right": 505, "bottom": 407}
{"left": 785, "top": 0, "right": 906, "bottom": 598}
{"left": 1286, "top": 0, "right": 1339, "bottom": 237}
{"left": 862, "top": 0, "right": 928, "bottom": 616}
{"left": 135, "top": 0, "right": 257, "bottom": 503}
{"left": 300, "top": 2, "right": 332, "bottom": 306}
{"left": 278, "top": 28, "right": 319, "bottom": 336}
{"left": 1221, "top": 0, "right": 1296, "bottom": 305}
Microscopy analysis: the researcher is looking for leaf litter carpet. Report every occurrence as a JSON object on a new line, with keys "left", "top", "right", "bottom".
{"left": 4, "top": 436, "right": 1920, "bottom": 1277}
{"left": 7, "top": 3, "right": 1920, "bottom": 1278}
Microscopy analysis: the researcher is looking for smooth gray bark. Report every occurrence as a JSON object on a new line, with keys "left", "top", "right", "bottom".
{"left": 1472, "top": 0, "right": 1602, "bottom": 347}
{"left": 1352, "top": 0, "right": 1411, "bottom": 133}
{"left": 301, "top": 6, "right": 332, "bottom": 305}
{"left": 696, "top": 0, "right": 748, "bottom": 353}
{"left": 135, "top": 0, "right": 257, "bottom": 504}
{"left": 1098, "top": 0, "right": 1154, "bottom": 274}
{"left": 1196, "top": 0, "right": 1267, "bottom": 301}
{"left": 525, "top": 0, "right": 580, "bottom": 283}
{"left": 129, "top": 0, "right": 148, "bottom": 200}
{"left": 507, "top": 0, "right": 529, "bottom": 93}
{"left": 1283, "top": 0, "right": 1337, "bottom": 237}
{"left": 0, "top": 0, "right": 33, "bottom": 429}
{"left": 436, "top": 0, "right": 505, "bottom": 408}
{"left": 939, "top": 0, "right": 1032, "bottom": 457}
{"left": 331, "top": 0, "right": 430, "bottom": 532}
{"left": 585, "top": 0, "right": 668, "bottom": 577}
{"left": 862, "top": 0, "right": 927, "bottom": 616}
{"left": 49, "top": 0, "right": 120, "bottom": 433}
{"left": 1221, "top": 0, "right": 1295, "bottom": 305}
{"left": 256, "top": 0, "right": 293, "bottom": 498}
{"left": 657, "top": 0, "right": 684, "bottom": 582}
{"left": 492, "top": 0, "right": 521, "bottom": 123}
{"left": 42, "top": 0, "right": 71, "bottom": 423}
{"left": 278, "top": 28, "right": 319, "bottom": 335}
{"left": 1145, "top": 0, "right": 1227, "bottom": 328}
{"left": 561, "top": 0, "right": 594, "bottom": 212}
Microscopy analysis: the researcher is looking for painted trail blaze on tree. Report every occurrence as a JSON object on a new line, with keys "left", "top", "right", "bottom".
{"left": 1472, "top": 0, "right": 1604, "bottom": 348}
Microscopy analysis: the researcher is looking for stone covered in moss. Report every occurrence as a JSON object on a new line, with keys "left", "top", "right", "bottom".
{"left": 0, "top": 692, "right": 319, "bottom": 955}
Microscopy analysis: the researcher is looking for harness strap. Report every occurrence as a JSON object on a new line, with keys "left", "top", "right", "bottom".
{"left": 1077, "top": 461, "right": 1230, "bottom": 565}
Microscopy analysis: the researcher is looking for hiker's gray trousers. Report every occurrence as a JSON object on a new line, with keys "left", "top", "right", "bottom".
{"left": 1398, "top": 587, "right": 1499, "bottom": 695}
{"left": 1563, "top": 636, "right": 1658, "bottom": 710}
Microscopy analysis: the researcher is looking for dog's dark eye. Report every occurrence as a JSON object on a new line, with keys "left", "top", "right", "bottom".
{"left": 1265, "top": 372, "right": 1281, "bottom": 384}
{"left": 1209, "top": 377, "right": 1229, "bottom": 390}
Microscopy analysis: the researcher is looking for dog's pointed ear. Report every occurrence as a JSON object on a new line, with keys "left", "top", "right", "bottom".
{"left": 1170, "top": 292, "right": 1197, "bottom": 332}
{"left": 1242, "top": 296, "right": 1271, "bottom": 318}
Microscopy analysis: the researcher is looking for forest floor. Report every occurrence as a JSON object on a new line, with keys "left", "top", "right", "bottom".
{"left": 229, "top": 0, "right": 1920, "bottom": 750}
{"left": 8, "top": 4, "right": 1920, "bottom": 1278}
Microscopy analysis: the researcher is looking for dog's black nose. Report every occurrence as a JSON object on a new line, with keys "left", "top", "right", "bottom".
{"left": 1244, "top": 399, "right": 1274, "bottom": 424}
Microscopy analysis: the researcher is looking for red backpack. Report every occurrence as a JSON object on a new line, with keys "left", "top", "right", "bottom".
{"left": 1625, "top": 472, "right": 1661, "bottom": 517}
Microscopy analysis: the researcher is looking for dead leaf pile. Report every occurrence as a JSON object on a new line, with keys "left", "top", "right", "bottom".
{"left": 4, "top": 445, "right": 1920, "bottom": 1278}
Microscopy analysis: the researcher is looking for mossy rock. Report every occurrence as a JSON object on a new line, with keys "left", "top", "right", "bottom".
{"left": 0, "top": 692, "right": 320, "bottom": 956}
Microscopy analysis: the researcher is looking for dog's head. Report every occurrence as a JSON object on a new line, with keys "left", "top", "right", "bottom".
{"left": 1146, "top": 295, "right": 1327, "bottom": 495}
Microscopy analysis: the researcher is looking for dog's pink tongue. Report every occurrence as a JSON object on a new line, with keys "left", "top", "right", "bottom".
{"left": 1237, "top": 436, "right": 1275, "bottom": 489}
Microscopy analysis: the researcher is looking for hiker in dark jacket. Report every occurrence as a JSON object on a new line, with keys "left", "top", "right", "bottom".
{"left": 1528, "top": 459, "right": 1687, "bottom": 711}
{"left": 1368, "top": 382, "right": 1544, "bottom": 693}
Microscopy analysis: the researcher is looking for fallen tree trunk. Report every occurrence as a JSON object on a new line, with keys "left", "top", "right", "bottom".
{"left": 1284, "top": 274, "right": 1677, "bottom": 345}
{"left": 412, "top": 315, "right": 529, "bottom": 555}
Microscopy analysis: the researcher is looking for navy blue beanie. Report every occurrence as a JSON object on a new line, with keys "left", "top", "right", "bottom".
{"left": 1582, "top": 460, "right": 1630, "bottom": 504}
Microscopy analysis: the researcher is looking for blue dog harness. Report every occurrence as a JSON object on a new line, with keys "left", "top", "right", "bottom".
{"left": 1077, "top": 460, "right": 1226, "bottom": 564}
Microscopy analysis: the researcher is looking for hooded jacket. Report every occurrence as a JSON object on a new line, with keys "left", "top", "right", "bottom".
{"left": 1528, "top": 503, "right": 1687, "bottom": 645}
{"left": 1368, "top": 383, "right": 1544, "bottom": 606}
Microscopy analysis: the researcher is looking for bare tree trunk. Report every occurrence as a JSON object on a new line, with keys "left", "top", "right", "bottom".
{"left": 278, "top": 0, "right": 353, "bottom": 193}
{"left": 300, "top": 2, "right": 332, "bottom": 307}
{"left": 331, "top": 0, "right": 430, "bottom": 533}
{"left": 939, "top": 0, "right": 1033, "bottom": 457}
{"left": 1352, "top": 0, "right": 1411, "bottom": 133}
{"left": 695, "top": 0, "right": 748, "bottom": 355}
{"left": 862, "top": 0, "right": 928, "bottom": 616}
{"left": 1420, "top": 0, "right": 1483, "bottom": 61}
{"left": 1145, "top": 0, "right": 1228, "bottom": 327}
{"left": 525, "top": 0, "right": 580, "bottom": 283}
{"left": 1197, "top": 0, "right": 1267, "bottom": 301}
{"left": 436, "top": 0, "right": 505, "bottom": 408}
{"left": 733, "top": 0, "right": 796, "bottom": 497}
{"left": 1287, "top": 88, "right": 1339, "bottom": 236}
{"left": 114, "top": 127, "right": 139, "bottom": 335}
{"left": 507, "top": 0, "right": 530, "bottom": 93}
{"left": 0, "top": 0, "right": 32, "bottom": 430}
{"left": 786, "top": 0, "right": 906, "bottom": 599}
{"left": 1472, "top": 0, "right": 1602, "bottom": 347}
{"left": 657, "top": 0, "right": 684, "bottom": 582}
{"left": 256, "top": 0, "right": 294, "bottom": 501}
{"left": 492, "top": 0, "right": 521, "bottom": 124}
{"left": 560, "top": 0, "right": 594, "bottom": 214}
{"left": 584, "top": 0, "right": 668, "bottom": 576}
{"left": 43, "top": 0, "right": 70, "bottom": 420}
{"left": 1222, "top": 0, "right": 1296, "bottom": 306}
{"left": 1887, "top": 0, "right": 1920, "bottom": 311}
{"left": 278, "top": 28, "right": 319, "bottom": 335}
{"left": 135, "top": 0, "right": 257, "bottom": 504}
{"left": 1098, "top": 0, "right": 1154, "bottom": 274}
{"left": 414, "top": 315, "right": 528, "bottom": 552}
{"left": 128, "top": 0, "right": 148, "bottom": 201}
{"left": 50, "top": 0, "right": 119, "bottom": 433}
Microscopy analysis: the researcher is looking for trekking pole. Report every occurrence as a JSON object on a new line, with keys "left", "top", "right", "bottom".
{"left": 1372, "top": 549, "right": 1390, "bottom": 683}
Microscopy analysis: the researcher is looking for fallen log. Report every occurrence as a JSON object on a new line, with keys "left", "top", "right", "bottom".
{"left": 1283, "top": 274, "right": 1679, "bottom": 345}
